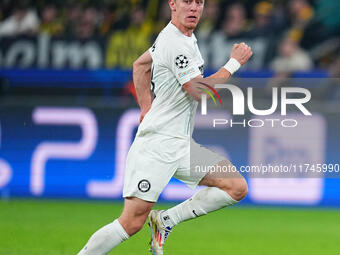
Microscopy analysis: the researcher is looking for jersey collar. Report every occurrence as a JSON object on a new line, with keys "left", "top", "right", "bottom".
{"left": 168, "top": 21, "right": 197, "bottom": 42}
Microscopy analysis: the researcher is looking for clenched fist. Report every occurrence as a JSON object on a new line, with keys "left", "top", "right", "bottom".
{"left": 230, "top": 42, "right": 253, "bottom": 65}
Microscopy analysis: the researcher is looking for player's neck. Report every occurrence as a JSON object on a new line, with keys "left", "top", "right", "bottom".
{"left": 171, "top": 20, "right": 194, "bottom": 37}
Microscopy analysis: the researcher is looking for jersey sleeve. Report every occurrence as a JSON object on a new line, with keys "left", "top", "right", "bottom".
{"left": 164, "top": 42, "right": 202, "bottom": 86}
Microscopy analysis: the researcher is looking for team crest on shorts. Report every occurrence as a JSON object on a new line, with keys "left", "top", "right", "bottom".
{"left": 138, "top": 179, "right": 151, "bottom": 192}
{"left": 175, "top": 55, "right": 189, "bottom": 69}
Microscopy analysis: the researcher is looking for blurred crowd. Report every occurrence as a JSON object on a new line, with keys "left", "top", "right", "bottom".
{"left": 0, "top": 0, "right": 339, "bottom": 76}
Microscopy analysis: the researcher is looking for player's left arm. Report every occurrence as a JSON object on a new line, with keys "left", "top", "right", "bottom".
{"left": 133, "top": 50, "right": 153, "bottom": 123}
{"left": 184, "top": 43, "right": 253, "bottom": 101}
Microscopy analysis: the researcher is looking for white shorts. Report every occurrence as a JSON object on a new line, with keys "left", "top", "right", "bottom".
{"left": 123, "top": 133, "right": 226, "bottom": 202}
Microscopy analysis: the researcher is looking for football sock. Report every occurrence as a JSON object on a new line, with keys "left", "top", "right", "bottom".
{"left": 160, "top": 187, "right": 238, "bottom": 228}
{"left": 77, "top": 219, "right": 129, "bottom": 255}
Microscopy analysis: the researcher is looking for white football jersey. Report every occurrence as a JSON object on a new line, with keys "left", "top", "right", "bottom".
{"left": 137, "top": 22, "right": 204, "bottom": 139}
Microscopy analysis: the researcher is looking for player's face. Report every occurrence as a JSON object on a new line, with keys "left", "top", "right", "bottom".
{"left": 170, "top": 0, "right": 204, "bottom": 30}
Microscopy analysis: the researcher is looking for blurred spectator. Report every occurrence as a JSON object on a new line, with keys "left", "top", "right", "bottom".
{"left": 39, "top": 4, "right": 64, "bottom": 36}
{"left": 270, "top": 36, "right": 313, "bottom": 74}
{"left": 247, "top": 1, "right": 288, "bottom": 68}
{"left": 267, "top": 35, "right": 313, "bottom": 91}
{"left": 153, "top": 0, "right": 171, "bottom": 36}
{"left": 247, "top": 1, "right": 275, "bottom": 38}
{"left": 299, "top": 0, "right": 339, "bottom": 50}
{"left": 0, "top": 2, "right": 39, "bottom": 36}
{"left": 289, "top": 0, "right": 314, "bottom": 28}
{"left": 98, "top": 3, "right": 117, "bottom": 35}
{"left": 197, "top": 0, "right": 220, "bottom": 40}
{"left": 0, "top": 0, "right": 336, "bottom": 71}
{"left": 286, "top": 0, "right": 314, "bottom": 44}
{"left": 208, "top": 3, "right": 248, "bottom": 70}
{"left": 196, "top": 0, "right": 220, "bottom": 64}
{"left": 75, "top": 6, "right": 99, "bottom": 39}
{"left": 106, "top": 5, "right": 153, "bottom": 68}
{"left": 222, "top": 3, "right": 248, "bottom": 38}
{"left": 64, "top": 2, "right": 83, "bottom": 37}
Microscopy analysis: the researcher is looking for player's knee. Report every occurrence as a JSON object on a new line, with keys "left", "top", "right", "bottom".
{"left": 131, "top": 217, "right": 146, "bottom": 234}
{"left": 119, "top": 208, "right": 150, "bottom": 236}
{"left": 227, "top": 178, "right": 248, "bottom": 201}
{"left": 123, "top": 216, "right": 147, "bottom": 236}
{"left": 217, "top": 177, "right": 247, "bottom": 201}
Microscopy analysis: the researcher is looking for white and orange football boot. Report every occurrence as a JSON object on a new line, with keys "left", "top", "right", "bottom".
{"left": 148, "top": 210, "right": 172, "bottom": 255}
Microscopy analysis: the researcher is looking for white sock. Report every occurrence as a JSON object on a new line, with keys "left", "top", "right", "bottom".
{"left": 78, "top": 219, "right": 129, "bottom": 255}
{"left": 161, "top": 187, "right": 238, "bottom": 228}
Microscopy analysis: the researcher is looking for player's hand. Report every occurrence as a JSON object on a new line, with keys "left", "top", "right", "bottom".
{"left": 230, "top": 42, "right": 253, "bottom": 65}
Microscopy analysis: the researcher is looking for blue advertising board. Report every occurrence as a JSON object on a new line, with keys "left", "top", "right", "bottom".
{"left": 0, "top": 104, "right": 340, "bottom": 206}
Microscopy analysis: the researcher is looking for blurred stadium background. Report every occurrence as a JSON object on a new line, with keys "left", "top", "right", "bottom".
{"left": 0, "top": 0, "right": 340, "bottom": 254}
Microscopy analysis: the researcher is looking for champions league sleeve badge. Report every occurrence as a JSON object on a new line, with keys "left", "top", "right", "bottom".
{"left": 175, "top": 55, "right": 189, "bottom": 69}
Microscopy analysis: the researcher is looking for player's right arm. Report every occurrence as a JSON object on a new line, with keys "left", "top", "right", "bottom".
{"left": 183, "top": 43, "right": 253, "bottom": 101}
{"left": 133, "top": 50, "right": 153, "bottom": 123}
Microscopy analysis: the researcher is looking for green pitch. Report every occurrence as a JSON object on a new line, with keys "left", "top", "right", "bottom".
{"left": 0, "top": 199, "right": 339, "bottom": 255}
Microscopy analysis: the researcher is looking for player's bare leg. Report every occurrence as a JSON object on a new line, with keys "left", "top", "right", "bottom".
{"left": 148, "top": 160, "right": 247, "bottom": 254}
{"left": 198, "top": 160, "right": 248, "bottom": 201}
{"left": 119, "top": 197, "right": 155, "bottom": 236}
{"left": 78, "top": 197, "right": 154, "bottom": 255}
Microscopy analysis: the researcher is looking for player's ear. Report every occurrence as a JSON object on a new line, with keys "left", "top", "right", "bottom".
{"left": 169, "top": 0, "right": 176, "bottom": 12}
